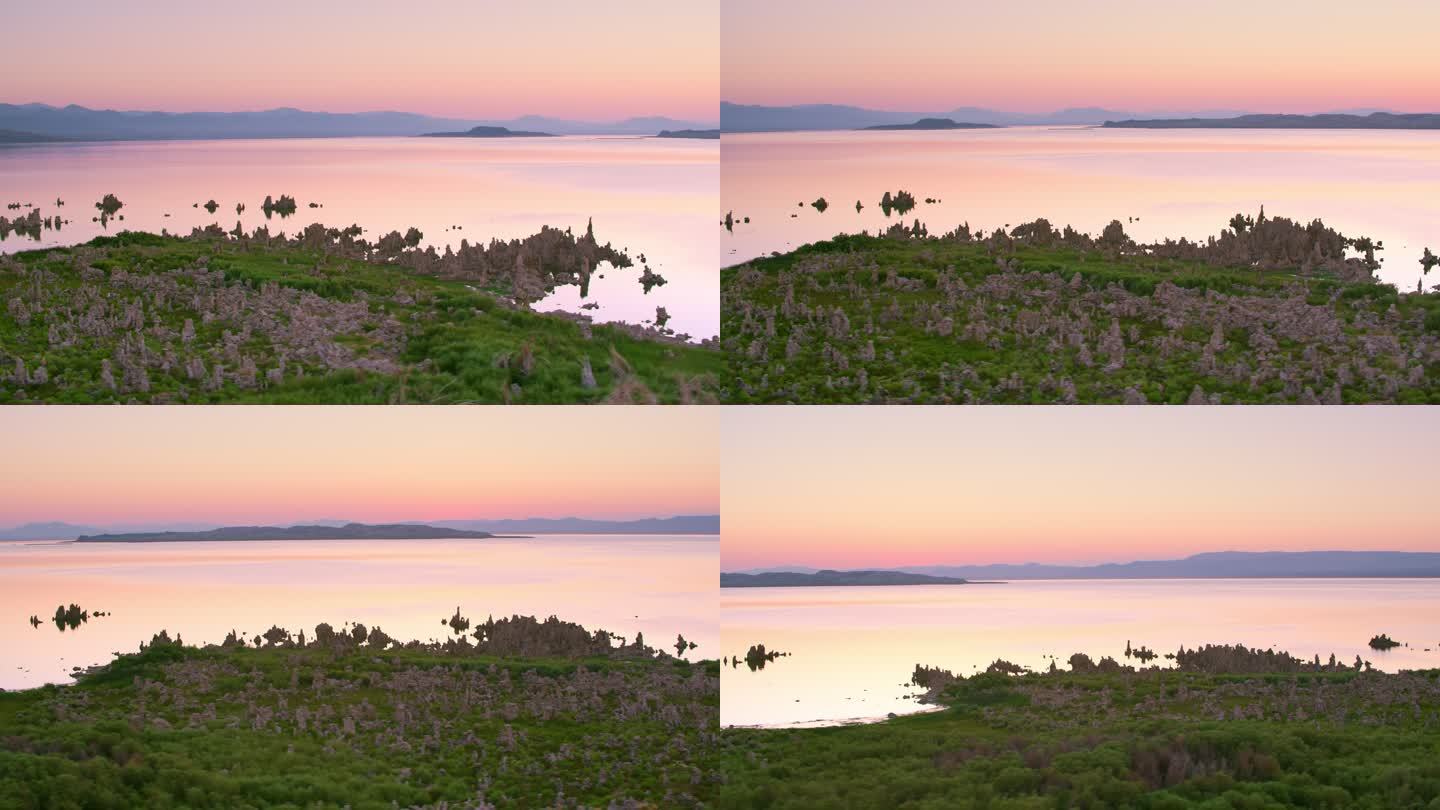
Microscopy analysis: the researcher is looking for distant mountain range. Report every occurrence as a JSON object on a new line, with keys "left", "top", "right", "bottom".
{"left": 721, "top": 570, "right": 972, "bottom": 588}
{"left": 0, "top": 103, "right": 717, "bottom": 141}
{"left": 720, "top": 102, "right": 1261, "bottom": 132}
{"left": 729, "top": 552, "right": 1440, "bottom": 579}
{"left": 0, "top": 515, "right": 719, "bottom": 541}
{"left": 717, "top": 102, "right": 1429, "bottom": 132}
{"left": 76, "top": 523, "right": 499, "bottom": 543}
{"left": 1105, "top": 112, "right": 1440, "bottom": 129}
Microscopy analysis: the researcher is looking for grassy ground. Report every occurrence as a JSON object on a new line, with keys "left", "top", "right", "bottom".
{"left": 722, "top": 233, "right": 1440, "bottom": 404}
{"left": 717, "top": 668, "right": 1440, "bottom": 809}
{"left": 1, "top": 232, "right": 719, "bottom": 404}
{"left": 0, "top": 641, "right": 721, "bottom": 809}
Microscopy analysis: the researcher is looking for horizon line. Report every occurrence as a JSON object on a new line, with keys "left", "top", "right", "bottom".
{"left": 723, "top": 548, "right": 1440, "bottom": 573}
{"left": 720, "top": 100, "right": 1438, "bottom": 115}
{"left": 3, "top": 100, "right": 719, "bottom": 124}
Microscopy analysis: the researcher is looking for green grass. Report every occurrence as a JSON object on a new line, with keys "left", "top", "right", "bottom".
{"left": 0, "top": 642, "right": 721, "bottom": 809}
{"left": 1, "top": 232, "right": 719, "bottom": 404}
{"left": 722, "top": 233, "right": 1440, "bottom": 404}
{"left": 717, "top": 668, "right": 1440, "bottom": 809}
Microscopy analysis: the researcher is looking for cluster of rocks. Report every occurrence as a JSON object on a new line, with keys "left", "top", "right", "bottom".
{"left": 724, "top": 211, "right": 1439, "bottom": 403}
{"left": 51, "top": 603, "right": 91, "bottom": 631}
{"left": 1, "top": 220, "right": 710, "bottom": 402}
{"left": 1, "top": 243, "right": 406, "bottom": 400}
{"left": 169, "top": 613, "right": 680, "bottom": 663}
{"left": 878, "top": 190, "right": 917, "bottom": 217}
{"left": 726, "top": 644, "right": 788, "bottom": 671}
{"left": 916, "top": 653, "right": 1440, "bottom": 738}
{"left": 0, "top": 207, "right": 67, "bottom": 241}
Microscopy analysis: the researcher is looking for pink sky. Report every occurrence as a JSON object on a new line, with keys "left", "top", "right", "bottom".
{"left": 724, "top": 0, "right": 1440, "bottom": 113}
{"left": 722, "top": 408, "right": 1440, "bottom": 570}
{"left": 2, "top": 1, "right": 717, "bottom": 121}
{"left": 0, "top": 408, "right": 718, "bottom": 525}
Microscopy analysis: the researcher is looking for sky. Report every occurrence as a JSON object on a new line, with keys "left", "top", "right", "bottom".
{"left": 723, "top": 0, "right": 1440, "bottom": 114}
{"left": 0, "top": 1, "right": 717, "bottom": 121}
{"left": 722, "top": 408, "right": 1440, "bottom": 570}
{"left": 0, "top": 408, "right": 718, "bottom": 526}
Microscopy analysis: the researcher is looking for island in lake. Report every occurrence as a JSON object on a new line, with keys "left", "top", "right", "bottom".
{"left": 419, "top": 125, "right": 555, "bottom": 138}
{"left": 1105, "top": 112, "right": 1440, "bottom": 129}
{"left": 656, "top": 129, "right": 720, "bottom": 139}
{"left": 720, "top": 569, "right": 972, "bottom": 587}
{"left": 75, "top": 522, "right": 507, "bottom": 542}
{"left": 0, "top": 128, "right": 71, "bottom": 144}
{"left": 862, "top": 117, "right": 999, "bottom": 131}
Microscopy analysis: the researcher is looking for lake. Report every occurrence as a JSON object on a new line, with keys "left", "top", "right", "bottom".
{"left": 720, "top": 578, "right": 1440, "bottom": 728}
{"left": 0, "top": 136, "right": 718, "bottom": 338}
{"left": 721, "top": 128, "right": 1440, "bottom": 291}
{"left": 0, "top": 534, "right": 717, "bottom": 690}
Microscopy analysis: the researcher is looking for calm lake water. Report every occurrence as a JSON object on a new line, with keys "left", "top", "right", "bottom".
{"left": 721, "top": 578, "right": 1440, "bottom": 728}
{"left": 0, "top": 535, "right": 717, "bottom": 690}
{"left": 721, "top": 128, "right": 1440, "bottom": 291}
{"left": 0, "top": 136, "right": 718, "bottom": 338}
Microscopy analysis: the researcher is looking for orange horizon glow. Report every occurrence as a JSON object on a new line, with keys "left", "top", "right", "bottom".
{"left": 2, "top": 2, "right": 718, "bottom": 122}
{"left": 722, "top": 408, "right": 1440, "bottom": 570}
{"left": 723, "top": 1, "right": 1440, "bottom": 114}
{"left": 0, "top": 408, "right": 718, "bottom": 525}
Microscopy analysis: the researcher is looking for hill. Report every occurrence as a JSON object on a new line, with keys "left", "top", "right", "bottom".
{"left": 430, "top": 515, "right": 720, "bottom": 535}
{"left": 75, "top": 522, "right": 499, "bottom": 542}
{"left": 720, "top": 570, "right": 971, "bottom": 587}
{"left": 901, "top": 551, "right": 1440, "bottom": 580}
{"left": 862, "top": 118, "right": 999, "bottom": 131}
{"left": 419, "top": 125, "right": 553, "bottom": 138}
{"left": 656, "top": 129, "right": 720, "bottom": 139}
{"left": 1105, "top": 112, "right": 1440, "bottom": 129}
{"left": 0, "top": 613, "right": 719, "bottom": 806}
{"left": 721, "top": 211, "right": 1440, "bottom": 404}
{"left": 0, "top": 128, "right": 70, "bottom": 143}
{"left": 1, "top": 227, "right": 720, "bottom": 405}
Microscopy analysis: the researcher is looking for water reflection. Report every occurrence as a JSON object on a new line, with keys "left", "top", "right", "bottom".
{"left": 1, "top": 136, "right": 718, "bottom": 336}
{"left": 721, "top": 578, "right": 1440, "bottom": 727}
{"left": 0, "top": 535, "right": 718, "bottom": 689}
{"left": 722, "top": 128, "right": 1440, "bottom": 290}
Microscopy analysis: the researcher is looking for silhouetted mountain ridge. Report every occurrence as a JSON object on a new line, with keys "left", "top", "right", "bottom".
{"left": 720, "top": 102, "right": 1255, "bottom": 132}
{"left": 75, "top": 523, "right": 499, "bottom": 543}
{"left": 0, "top": 515, "right": 719, "bottom": 540}
{"left": 0, "top": 103, "right": 717, "bottom": 140}
{"left": 721, "top": 570, "right": 971, "bottom": 587}
{"left": 1105, "top": 112, "right": 1440, "bottom": 129}
{"left": 728, "top": 552, "right": 1440, "bottom": 579}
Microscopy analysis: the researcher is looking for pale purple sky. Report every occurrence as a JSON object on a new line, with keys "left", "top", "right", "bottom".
{"left": 2, "top": 1, "right": 718, "bottom": 121}
{"left": 724, "top": 0, "right": 1440, "bottom": 113}
{"left": 724, "top": 408, "right": 1440, "bottom": 569}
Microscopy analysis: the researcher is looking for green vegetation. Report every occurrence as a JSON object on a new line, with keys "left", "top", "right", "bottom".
{"left": 718, "top": 661, "right": 1440, "bottom": 808}
{"left": 0, "top": 617, "right": 720, "bottom": 809}
{"left": 722, "top": 215, "right": 1440, "bottom": 403}
{"left": 1, "top": 231, "right": 719, "bottom": 403}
